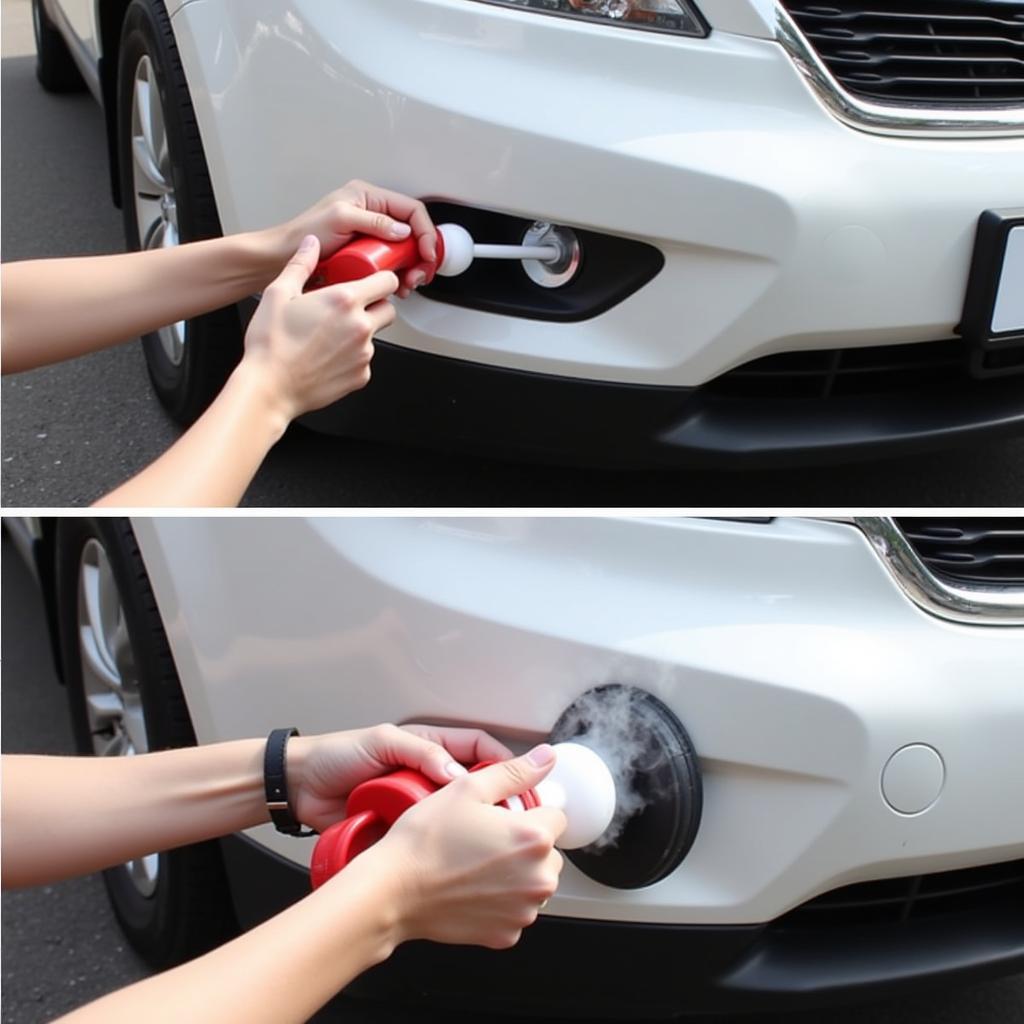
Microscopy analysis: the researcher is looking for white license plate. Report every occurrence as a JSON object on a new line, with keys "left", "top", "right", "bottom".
{"left": 991, "top": 224, "right": 1024, "bottom": 334}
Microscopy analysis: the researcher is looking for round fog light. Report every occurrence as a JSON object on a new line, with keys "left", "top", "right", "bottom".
{"left": 521, "top": 221, "right": 582, "bottom": 289}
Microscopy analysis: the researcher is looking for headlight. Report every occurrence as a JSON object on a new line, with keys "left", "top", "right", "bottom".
{"left": 471, "top": 0, "right": 708, "bottom": 37}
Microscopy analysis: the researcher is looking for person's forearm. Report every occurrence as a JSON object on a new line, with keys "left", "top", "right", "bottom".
{"left": 54, "top": 854, "right": 404, "bottom": 1024}
{"left": 93, "top": 360, "right": 288, "bottom": 507}
{"left": 1, "top": 739, "right": 292, "bottom": 887}
{"left": 1, "top": 228, "right": 295, "bottom": 374}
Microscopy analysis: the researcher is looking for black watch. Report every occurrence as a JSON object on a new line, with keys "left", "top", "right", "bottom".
{"left": 263, "top": 727, "right": 315, "bottom": 836}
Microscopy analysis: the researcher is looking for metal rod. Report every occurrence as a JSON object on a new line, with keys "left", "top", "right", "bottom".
{"left": 472, "top": 244, "right": 560, "bottom": 262}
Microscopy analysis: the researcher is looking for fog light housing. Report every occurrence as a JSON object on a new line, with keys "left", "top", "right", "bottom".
{"left": 421, "top": 201, "right": 664, "bottom": 322}
{"left": 521, "top": 221, "right": 582, "bottom": 289}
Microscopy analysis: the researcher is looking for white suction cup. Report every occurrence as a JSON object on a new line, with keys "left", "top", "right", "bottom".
{"left": 436, "top": 223, "right": 475, "bottom": 277}
{"left": 536, "top": 742, "right": 617, "bottom": 850}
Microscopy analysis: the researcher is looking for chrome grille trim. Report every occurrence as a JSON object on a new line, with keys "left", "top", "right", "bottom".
{"left": 774, "top": 4, "right": 1024, "bottom": 138}
{"left": 855, "top": 517, "right": 1024, "bottom": 625}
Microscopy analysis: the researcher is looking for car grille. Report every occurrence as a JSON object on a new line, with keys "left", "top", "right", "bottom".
{"left": 896, "top": 517, "right": 1024, "bottom": 585}
{"left": 706, "top": 338, "right": 973, "bottom": 400}
{"left": 782, "top": 859, "right": 1024, "bottom": 927}
{"left": 779, "top": 2, "right": 1024, "bottom": 108}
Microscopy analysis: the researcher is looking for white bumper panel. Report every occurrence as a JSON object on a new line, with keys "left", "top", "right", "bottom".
{"left": 135, "top": 517, "right": 1024, "bottom": 926}
{"left": 171, "top": 0, "right": 1023, "bottom": 386}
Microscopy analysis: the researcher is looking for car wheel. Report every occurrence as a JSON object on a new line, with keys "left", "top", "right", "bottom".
{"left": 55, "top": 517, "right": 238, "bottom": 968}
{"left": 117, "top": 0, "right": 243, "bottom": 425}
{"left": 32, "top": 0, "right": 86, "bottom": 93}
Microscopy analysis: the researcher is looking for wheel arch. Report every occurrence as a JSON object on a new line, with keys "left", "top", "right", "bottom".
{"left": 97, "top": 0, "right": 133, "bottom": 207}
{"left": 26, "top": 517, "right": 67, "bottom": 685}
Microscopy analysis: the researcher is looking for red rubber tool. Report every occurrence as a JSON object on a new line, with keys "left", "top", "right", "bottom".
{"left": 305, "top": 233, "right": 444, "bottom": 289}
{"left": 309, "top": 762, "right": 539, "bottom": 890}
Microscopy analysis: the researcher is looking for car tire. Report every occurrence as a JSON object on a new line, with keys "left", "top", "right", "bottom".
{"left": 116, "top": 0, "right": 243, "bottom": 425}
{"left": 32, "top": 0, "right": 86, "bottom": 93}
{"left": 55, "top": 517, "right": 238, "bottom": 968}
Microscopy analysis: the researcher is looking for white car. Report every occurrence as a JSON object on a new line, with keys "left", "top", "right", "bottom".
{"left": 31, "top": 0, "right": 1024, "bottom": 465}
{"left": 13, "top": 515, "right": 1024, "bottom": 1015}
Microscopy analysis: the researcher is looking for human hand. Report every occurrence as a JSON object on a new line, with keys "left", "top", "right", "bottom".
{"left": 240, "top": 235, "right": 397, "bottom": 423}
{"left": 288, "top": 722, "right": 514, "bottom": 834}
{"left": 271, "top": 180, "right": 438, "bottom": 298}
{"left": 366, "top": 746, "right": 567, "bottom": 950}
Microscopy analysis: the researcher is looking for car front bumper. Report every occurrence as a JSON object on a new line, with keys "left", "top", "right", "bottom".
{"left": 139, "top": 517, "right": 1024, "bottom": 927}
{"left": 137, "top": 515, "right": 1024, "bottom": 1014}
{"left": 176, "top": 0, "right": 1024, "bottom": 389}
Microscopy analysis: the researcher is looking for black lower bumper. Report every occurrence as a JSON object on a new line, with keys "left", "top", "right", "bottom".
{"left": 298, "top": 340, "right": 1024, "bottom": 469}
{"left": 220, "top": 836, "right": 1024, "bottom": 1019}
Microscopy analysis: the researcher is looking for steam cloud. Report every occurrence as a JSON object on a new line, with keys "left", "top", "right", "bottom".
{"left": 555, "top": 685, "right": 666, "bottom": 850}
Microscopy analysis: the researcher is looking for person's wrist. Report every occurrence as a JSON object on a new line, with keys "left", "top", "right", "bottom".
{"left": 252, "top": 222, "right": 298, "bottom": 277}
{"left": 320, "top": 841, "right": 415, "bottom": 957}
{"left": 283, "top": 733, "right": 312, "bottom": 803}
{"left": 230, "top": 356, "right": 296, "bottom": 440}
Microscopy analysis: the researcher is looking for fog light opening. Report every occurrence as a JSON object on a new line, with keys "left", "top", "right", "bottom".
{"left": 549, "top": 684, "right": 703, "bottom": 889}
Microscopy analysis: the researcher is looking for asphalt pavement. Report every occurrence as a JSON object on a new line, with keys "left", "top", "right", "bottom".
{"left": 3, "top": 531, "right": 1023, "bottom": 1023}
{"left": 3, "top": 0, "right": 1024, "bottom": 507}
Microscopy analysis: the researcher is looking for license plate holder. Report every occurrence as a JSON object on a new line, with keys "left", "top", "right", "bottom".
{"left": 962, "top": 208, "right": 1024, "bottom": 378}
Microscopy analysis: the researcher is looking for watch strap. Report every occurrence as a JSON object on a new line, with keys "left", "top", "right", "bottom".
{"left": 263, "top": 728, "right": 314, "bottom": 836}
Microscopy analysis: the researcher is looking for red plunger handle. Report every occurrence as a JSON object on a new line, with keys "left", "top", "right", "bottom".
{"left": 309, "top": 760, "right": 540, "bottom": 889}
{"left": 306, "top": 231, "right": 446, "bottom": 289}
{"left": 310, "top": 810, "right": 388, "bottom": 889}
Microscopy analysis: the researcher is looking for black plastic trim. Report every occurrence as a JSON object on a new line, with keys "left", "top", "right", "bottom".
{"left": 299, "top": 340, "right": 1024, "bottom": 468}
{"left": 219, "top": 835, "right": 1024, "bottom": 1018}
{"left": 29, "top": 526, "right": 65, "bottom": 686}
{"left": 418, "top": 202, "right": 664, "bottom": 323}
{"left": 98, "top": 1, "right": 133, "bottom": 208}
{"left": 962, "top": 208, "right": 1024, "bottom": 378}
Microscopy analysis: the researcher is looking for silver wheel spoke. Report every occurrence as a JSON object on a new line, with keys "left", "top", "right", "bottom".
{"left": 81, "top": 558, "right": 120, "bottom": 679}
{"left": 96, "top": 549, "right": 122, "bottom": 659}
{"left": 95, "top": 731, "right": 128, "bottom": 758}
{"left": 79, "top": 625, "right": 122, "bottom": 692}
{"left": 123, "top": 705, "right": 149, "bottom": 755}
{"left": 133, "top": 67, "right": 170, "bottom": 191}
{"left": 85, "top": 691, "right": 123, "bottom": 724}
{"left": 109, "top": 613, "right": 135, "bottom": 685}
{"left": 132, "top": 133, "right": 169, "bottom": 196}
